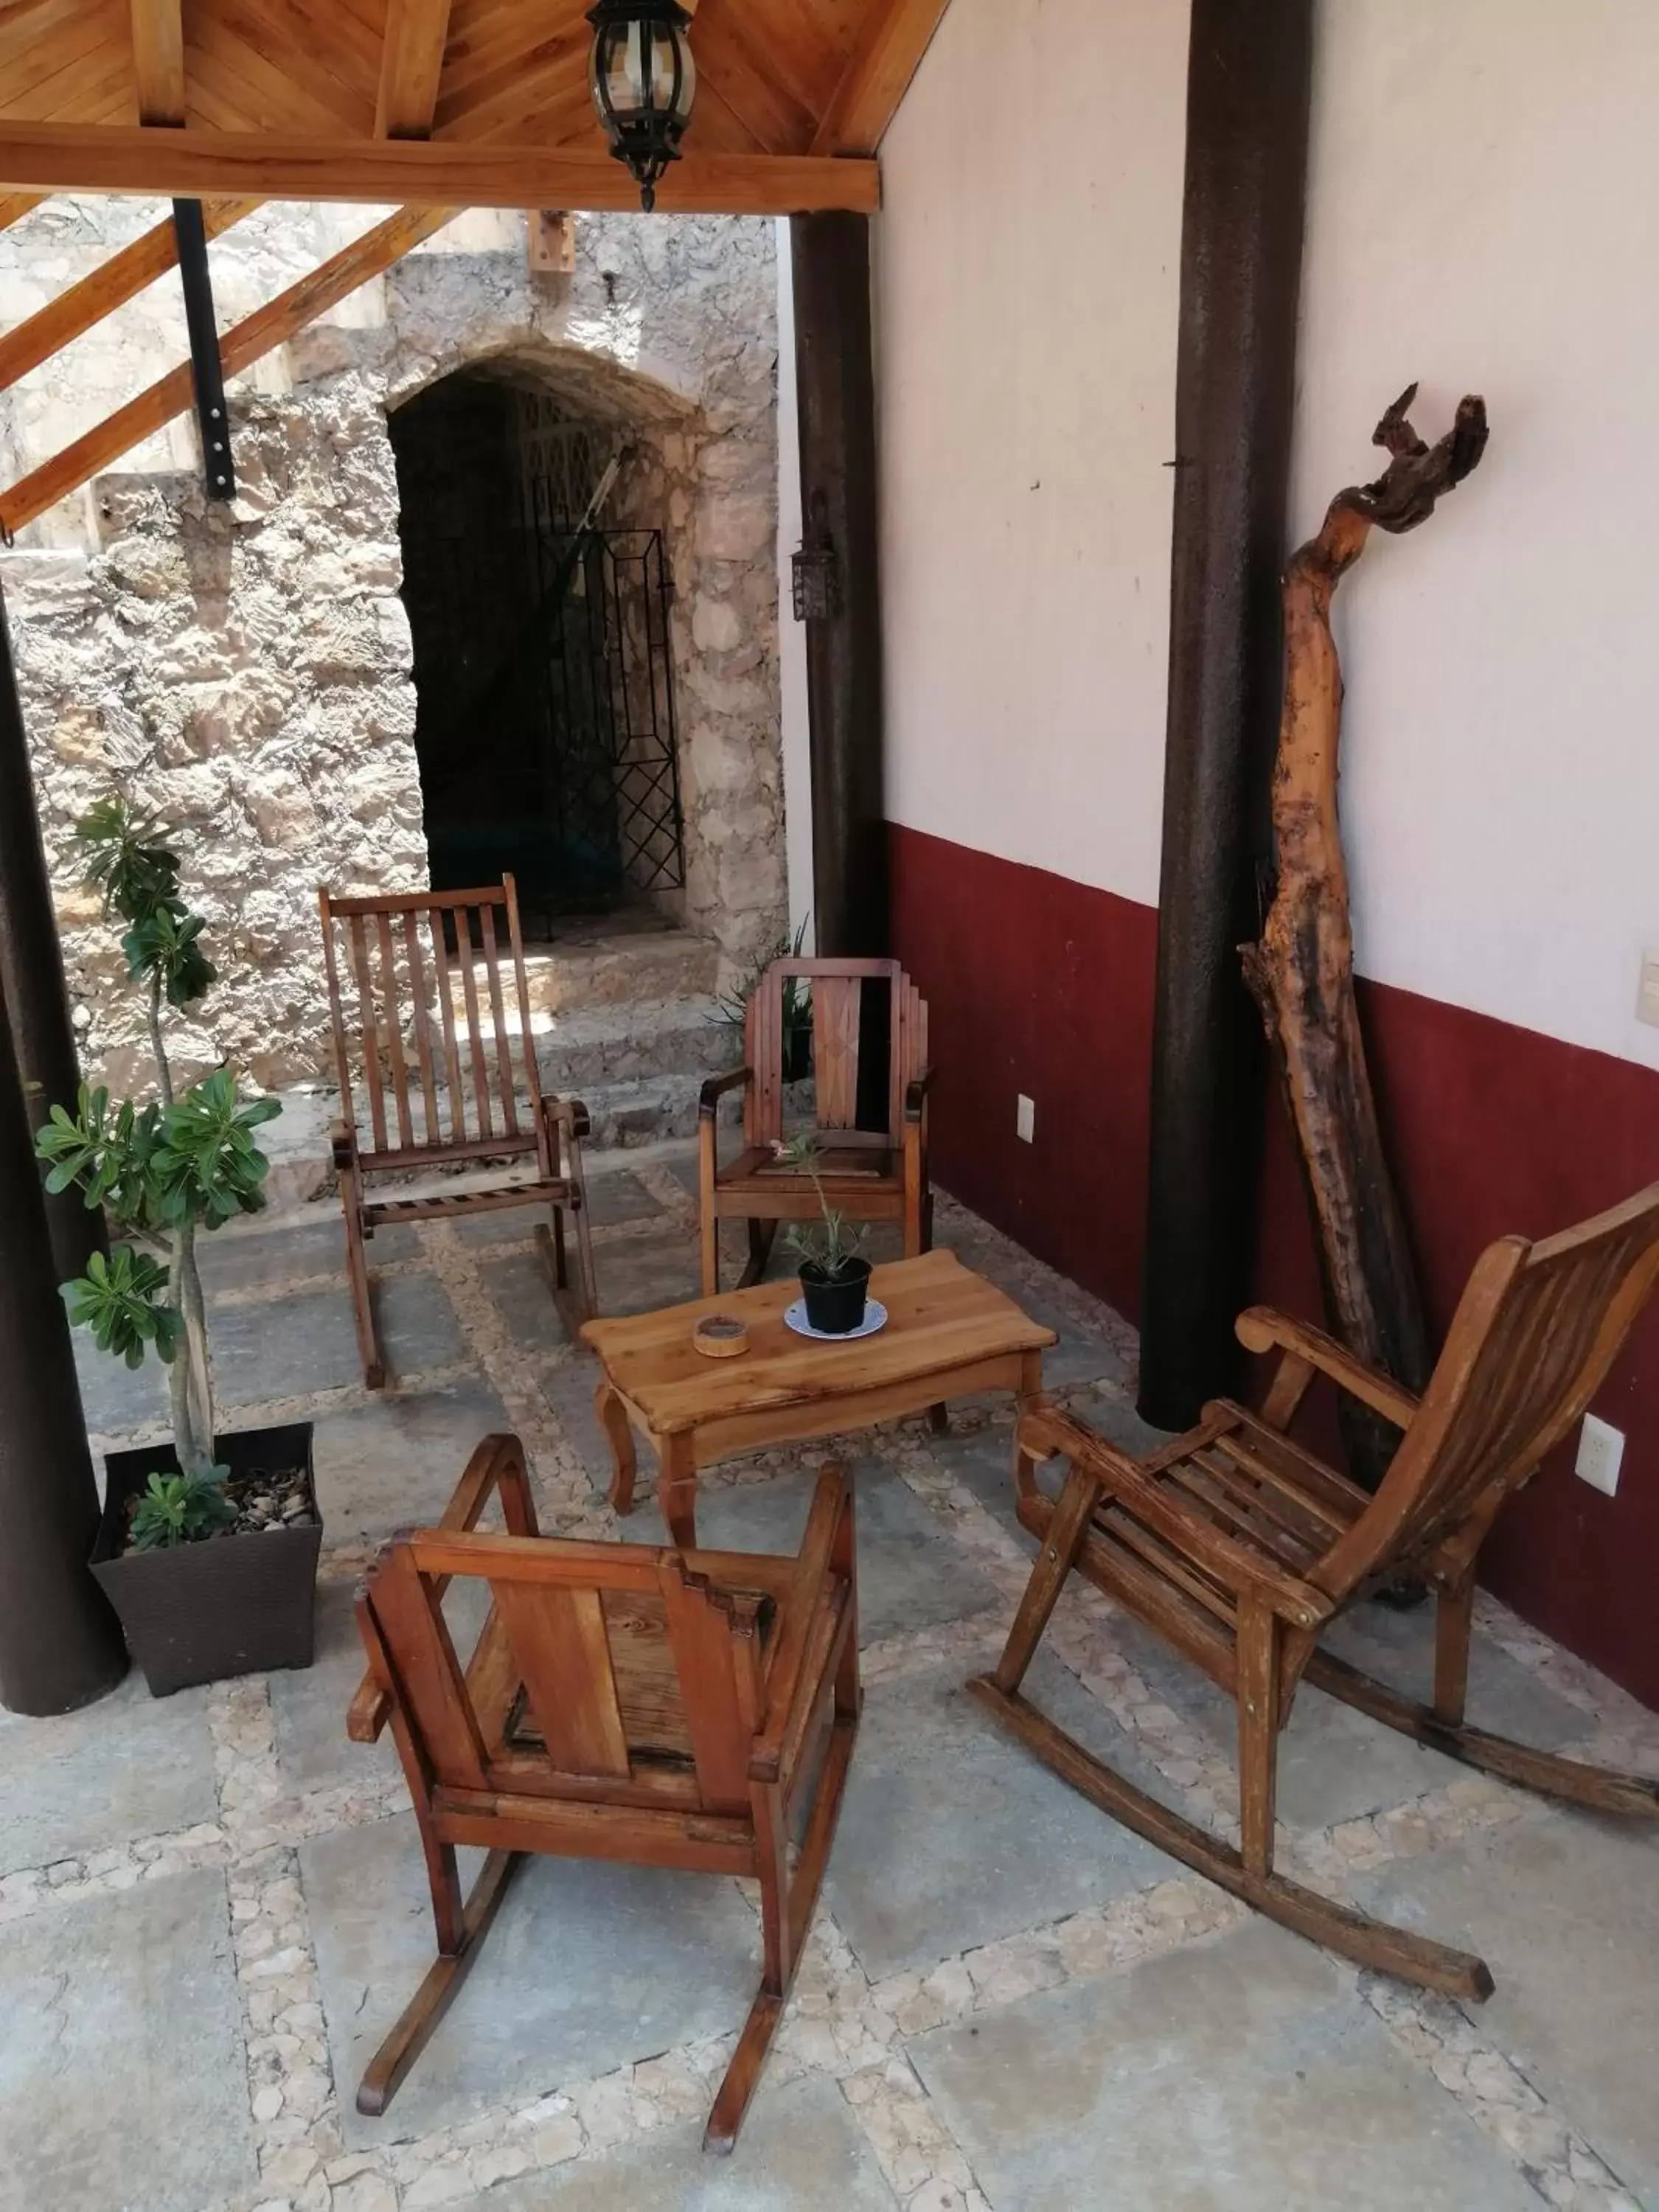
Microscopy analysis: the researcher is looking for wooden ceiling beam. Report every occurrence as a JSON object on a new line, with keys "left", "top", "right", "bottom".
{"left": 0, "top": 203, "right": 456, "bottom": 538}
{"left": 812, "top": 0, "right": 953, "bottom": 156}
{"left": 0, "top": 198, "right": 260, "bottom": 393}
{"left": 0, "top": 120, "right": 880, "bottom": 214}
{"left": 131, "top": 0, "right": 187, "bottom": 126}
{"left": 375, "top": 0, "right": 454, "bottom": 139}
{"left": 0, "top": 195, "right": 45, "bottom": 232}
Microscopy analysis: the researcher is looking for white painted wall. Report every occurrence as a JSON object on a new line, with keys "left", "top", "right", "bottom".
{"left": 1295, "top": 0, "right": 1659, "bottom": 1071}
{"left": 874, "top": 0, "right": 1189, "bottom": 910}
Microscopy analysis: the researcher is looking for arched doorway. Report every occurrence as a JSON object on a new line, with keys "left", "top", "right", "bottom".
{"left": 388, "top": 367, "right": 686, "bottom": 934}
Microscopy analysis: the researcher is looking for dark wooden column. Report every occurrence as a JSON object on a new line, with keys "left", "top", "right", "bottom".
{"left": 1138, "top": 0, "right": 1314, "bottom": 1430}
{"left": 790, "top": 212, "right": 886, "bottom": 959}
{"left": 0, "top": 581, "right": 105, "bottom": 1285}
{"left": 0, "top": 969, "right": 126, "bottom": 1714}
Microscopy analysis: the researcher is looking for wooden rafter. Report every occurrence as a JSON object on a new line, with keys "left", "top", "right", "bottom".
{"left": 0, "top": 119, "right": 880, "bottom": 212}
{"left": 812, "top": 0, "right": 953, "bottom": 155}
{"left": 376, "top": 0, "right": 454, "bottom": 139}
{"left": 0, "top": 196, "right": 260, "bottom": 392}
{"left": 0, "top": 204, "right": 455, "bottom": 536}
{"left": 130, "top": 0, "right": 186, "bottom": 126}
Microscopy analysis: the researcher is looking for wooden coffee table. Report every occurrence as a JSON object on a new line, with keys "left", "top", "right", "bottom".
{"left": 581, "top": 1248, "right": 1056, "bottom": 1548}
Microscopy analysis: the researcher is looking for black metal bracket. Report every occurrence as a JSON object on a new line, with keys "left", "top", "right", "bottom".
{"left": 172, "top": 198, "right": 235, "bottom": 503}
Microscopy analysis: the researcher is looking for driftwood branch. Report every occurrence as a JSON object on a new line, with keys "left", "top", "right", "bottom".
{"left": 1241, "top": 386, "right": 1489, "bottom": 1488}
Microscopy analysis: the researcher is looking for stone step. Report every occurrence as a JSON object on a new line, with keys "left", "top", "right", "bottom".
{"left": 449, "top": 923, "right": 720, "bottom": 1020}
{"left": 533, "top": 992, "right": 738, "bottom": 1096}
{"left": 580, "top": 1071, "right": 713, "bottom": 1150}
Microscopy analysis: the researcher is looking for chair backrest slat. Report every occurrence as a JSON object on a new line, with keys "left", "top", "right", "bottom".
{"left": 1318, "top": 1185, "right": 1659, "bottom": 1599}
{"left": 427, "top": 908, "right": 467, "bottom": 1133}
{"left": 479, "top": 905, "right": 520, "bottom": 1138}
{"left": 366, "top": 1545, "right": 488, "bottom": 1790}
{"left": 402, "top": 908, "right": 441, "bottom": 1144}
{"left": 813, "top": 976, "right": 861, "bottom": 1130}
{"left": 375, "top": 910, "right": 414, "bottom": 1150}
{"left": 491, "top": 1579, "right": 630, "bottom": 1778}
{"left": 347, "top": 912, "right": 390, "bottom": 1152}
{"left": 319, "top": 878, "right": 540, "bottom": 1166}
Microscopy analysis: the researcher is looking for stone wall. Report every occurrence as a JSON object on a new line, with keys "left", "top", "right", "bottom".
{"left": 0, "top": 206, "right": 785, "bottom": 1093}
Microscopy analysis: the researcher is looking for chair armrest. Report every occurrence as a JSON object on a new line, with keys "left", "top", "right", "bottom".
{"left": 330, "top": 1116, "right": 358, "bottom": 1172}
{"left": 1019, "top": 1405, "right": 1330, "bottom": 1630}
{"left": 700, "top": 1064, "right": 752, "bottom": 1119}
{"left": 346, "top": 1433, "right": 535, "bottom": 1743}
{"left": 1234, "top": 1307, "right": 1420, "bottom": 1433}
{"left": 904, "top": 1065, "right": 935, "bottom": 1124}
{"left": 543, "top": 1093, "right": 591, "bottom": 1143}
{"left": 750, "top": 1464, "right": 852, "bottom": 1783}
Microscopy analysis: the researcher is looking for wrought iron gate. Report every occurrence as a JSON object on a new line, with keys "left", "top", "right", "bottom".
{"left": 393, "top": 381, "right": 686, "bottom": 925}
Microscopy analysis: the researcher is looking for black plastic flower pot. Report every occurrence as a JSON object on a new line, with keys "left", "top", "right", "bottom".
{"left": 799, "top": 1256, "right": 872, "bottom": 1335}
{"left": 90, "top": 1421, "right": 321, "bottom": 1697}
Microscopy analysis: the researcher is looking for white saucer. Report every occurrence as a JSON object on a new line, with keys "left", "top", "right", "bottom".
{"left": 782, "top": 1296, "right": 888, "bottom": 1343}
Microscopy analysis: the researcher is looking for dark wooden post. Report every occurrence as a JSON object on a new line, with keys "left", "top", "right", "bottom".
{"left": 0, "top": 580, "right": 105, "bottom": 1286}
{"left": 1137, "top": 0, "right": 1314, "bottom": 1431}
{"left": 0, "top": 970, "right": 126, "bottom": 1714}
{"left": 790, "top": 212, "right": 886, "bottom": 959}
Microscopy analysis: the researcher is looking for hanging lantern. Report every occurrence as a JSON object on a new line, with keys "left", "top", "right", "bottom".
{"left": 586, "top": 0, "right": 697, "bottom": 213}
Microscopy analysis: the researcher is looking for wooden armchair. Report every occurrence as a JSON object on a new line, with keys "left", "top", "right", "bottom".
{"left": 319, "top": 877, "right": 596, "bottom": 1387}
{"left": 972, "top": 1184, "right": 1659, "bottom": 1999}
{"left": 699, "top": 956, "right": 931, "bottom": 1295}
{"left": 347, "top": 1435, "right": 860, "bottom": 2154}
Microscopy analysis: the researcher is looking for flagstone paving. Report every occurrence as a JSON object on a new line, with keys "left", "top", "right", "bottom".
{"left": 1, "top": 1138, "right": 1657, "bottom": 2212}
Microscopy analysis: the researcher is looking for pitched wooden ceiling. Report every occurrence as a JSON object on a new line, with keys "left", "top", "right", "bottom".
{"left": 0, "top": 0, "right": 955, "bottom": 212}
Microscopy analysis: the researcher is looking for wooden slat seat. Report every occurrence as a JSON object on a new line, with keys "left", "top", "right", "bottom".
{"left": 975, "top": 1185, "right": 1659, "bottom": 2000}
{"left": 698, "top": 958, "right": 932, "bottom": 1294}
{"left": 319, "top": 875, "right": 597, "bottom": 1386}
{"left": 347, "top": 1434, "right": 860, "bottom": 2154}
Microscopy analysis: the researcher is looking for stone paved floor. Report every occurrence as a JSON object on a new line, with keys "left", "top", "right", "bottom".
{"left": 3, "top": 1140, "right": 1658, "bottom": 2212}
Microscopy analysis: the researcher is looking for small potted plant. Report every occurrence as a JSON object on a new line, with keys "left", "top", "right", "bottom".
{"left": 35, "top": 796, "right": 321, "bottom": 1697}
{"left": 778, "top": 1134, "right": 873, "bottom": 1335}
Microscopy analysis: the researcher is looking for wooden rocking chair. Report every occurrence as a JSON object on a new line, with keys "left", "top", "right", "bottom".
{"left": 347, "top": 1435, "right": 860, "bottom": 2154}
{"left": 319, "top": 877, "right": 597, "bottom": 1386}
{"left": 971, "top": 1184, "right": 1659, "bottom": 1998}
{"left": 699, "top": 956, "right": 931, "bottom": 1295}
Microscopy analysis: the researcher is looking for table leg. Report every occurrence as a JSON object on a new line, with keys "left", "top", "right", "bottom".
{"left": 657, "top": 1433, "right": 698, "bottom": 1550}
{"left": 596, "top": 1382, "right": 638, "bottom": 1517}
{"left": 928, "top": 1402, "right": 950, "bottom": 1436}
{"left": 1013, "top": 1352, "right": 1046, "bottom": 1507}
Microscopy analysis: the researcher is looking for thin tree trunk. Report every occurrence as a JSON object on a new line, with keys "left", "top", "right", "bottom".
{"left": 1241, "top": 386, "right": 1488, "bottom": 1486}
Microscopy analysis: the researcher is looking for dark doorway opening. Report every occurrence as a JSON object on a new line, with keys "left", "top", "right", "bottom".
{"left": 389, "top": 371, "right": 686, "bottom": 934}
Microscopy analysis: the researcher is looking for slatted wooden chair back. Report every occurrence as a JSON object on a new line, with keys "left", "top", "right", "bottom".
{"left": 1318, "top": 1184, "right": 1659, "bottom": 1600}
{"left": 742, "top": 957, "right": 928, "bottom": 1151}
{"left": 359, "top": 1526, "right": 772, "bottom": 1817}
{"left": 319, "top": 877, "right": 544, "bottom": 1168}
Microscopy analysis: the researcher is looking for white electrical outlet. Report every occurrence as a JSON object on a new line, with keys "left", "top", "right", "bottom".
{"left": 1015, "top": 1093, "right": 1035, "bottom": 1144}
{"left": 1638, "top": 950, "right": 1659, "bottom": 1029}
{"left": 1575, "top": 1413, "right": 1624, "bottom": 1498}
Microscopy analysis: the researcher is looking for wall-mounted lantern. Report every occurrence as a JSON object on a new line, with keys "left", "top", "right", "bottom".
{"left": 586, "top": 1, "right": 698, "bottom": 213}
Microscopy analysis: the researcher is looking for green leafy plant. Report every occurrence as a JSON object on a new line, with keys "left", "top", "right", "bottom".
{"left": 36, "top": 793, "right": 281, "bottom": 1506}
{"left": 128, "top": 1469, "right": 238, "bottom": 1551}
{"left": 776, "top": 1133, "right": 869, "bottom": 1282}
{"left": 713, "top": 916, "right": 813, "bottom": 1078}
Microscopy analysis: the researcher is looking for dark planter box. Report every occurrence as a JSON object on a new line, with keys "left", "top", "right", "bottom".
{"left": 91, "top": 1421, "right": 321, "bottom": 1697}
{"left": 799, "top": 1256, "right": 872, "bottom": 1336}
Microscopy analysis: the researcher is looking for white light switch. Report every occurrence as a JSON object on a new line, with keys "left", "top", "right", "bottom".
{"left": 1637, "top": 950, "right": 1659, "bottom": 1029}
{"left": 1015, "top": 1093, "right": 1035, "bottom": 1144}
{"left": 1575, "top": 1413, "right": 1624, "bottom": 1498}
